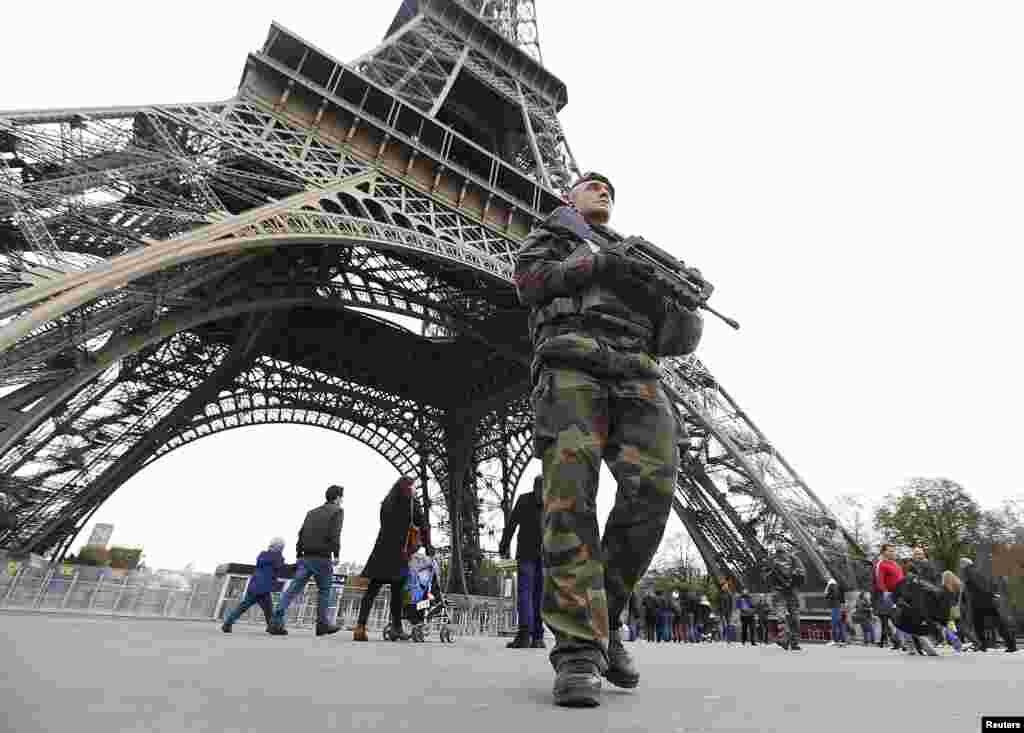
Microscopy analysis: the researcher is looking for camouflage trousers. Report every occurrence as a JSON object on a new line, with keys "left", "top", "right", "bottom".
{"left": 774, "top": 590, "right": 801, "bottom": 643}
{"left": 531, "top": 365, "right": 678, "bottom": 673}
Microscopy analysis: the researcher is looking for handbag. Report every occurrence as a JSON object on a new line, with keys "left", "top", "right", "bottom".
{"left": 403, "top": 493, "right": 420, "bottom": 558}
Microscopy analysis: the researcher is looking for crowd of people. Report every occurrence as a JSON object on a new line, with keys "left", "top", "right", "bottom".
{"left": 614, "top": 543, "right": 1018, "bottom": 659}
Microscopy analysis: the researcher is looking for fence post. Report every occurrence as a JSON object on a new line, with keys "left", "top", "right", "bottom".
{"left": 61, "top": 571, "right": 80, "bottom": 609}
{"left": 212, "top": 574, "right": 236, "bottom": 621}
{"left": 112, "top": 575, "right": 130, "bottom": 613}
{"left": 33, "top": 570, "right": 54, "bottom": 608}
{"left": 2, "top": 566, "right": 26, "bottom": 607}
{"left": 88, "top": 573, "right": 105, "bottom": 610}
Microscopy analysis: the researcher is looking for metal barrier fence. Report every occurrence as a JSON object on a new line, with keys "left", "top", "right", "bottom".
{"left": 0, "top": 564, "right": 520, "bottom": 637}
{"left": 1, "top": 565, "right": 220, "bottom": 619}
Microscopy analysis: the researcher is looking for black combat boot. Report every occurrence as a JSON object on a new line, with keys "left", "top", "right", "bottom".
{"left": 506, "top": 626, "right": 531, "bottom": 648}
{"left": 316, "top": 622, "right": 341, "bottom": 637}
{"left": 604, "top": 628, "right": 639, "bottom": 688}
{"left": 552, "top": 660, "right": 602, "bottom": 707}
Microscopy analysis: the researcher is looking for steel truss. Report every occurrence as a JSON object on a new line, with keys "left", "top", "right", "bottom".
{"left": 0, "top": 0, "right": 865, "bottom": 594}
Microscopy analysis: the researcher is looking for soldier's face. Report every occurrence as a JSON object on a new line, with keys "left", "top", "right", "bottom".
{"left": 569, "top": 180, "right": 613, "bottom": 225}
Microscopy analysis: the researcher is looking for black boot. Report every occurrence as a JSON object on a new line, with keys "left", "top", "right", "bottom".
{"left": 506, "top": 627, "right": 531, "bottom": 649}
{"left": 316, "top": 622, "right": 341, "bottom": 637}
{"left": 266, "top": 624, "right": 288, "bottom": 636}
{"left": 553, "top": 660, "right": 602, "bottom": 708}
{"left": 605, "top": 628, "right": 639, "bottom": 689}
{"left": 221, "top": 623, "right": 232, "bottom": 633}
{"left": 531, "top": 638, "right": 547, "bottom": 649}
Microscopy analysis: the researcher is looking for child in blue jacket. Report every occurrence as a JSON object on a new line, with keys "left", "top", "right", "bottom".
{"left": 222, "top": 537, "right": 286, "bottom": 632}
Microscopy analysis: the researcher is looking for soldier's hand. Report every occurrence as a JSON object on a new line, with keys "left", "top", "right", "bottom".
{"left": 595, "top": 252, "right": 653, "bottom": 282}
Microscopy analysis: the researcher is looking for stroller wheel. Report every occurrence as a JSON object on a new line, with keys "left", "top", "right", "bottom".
{"left": 412, "top": 626, "right": 425, "bottom": 643}
{"left": 382, "top": 624, "right": 391, "bottom": 641}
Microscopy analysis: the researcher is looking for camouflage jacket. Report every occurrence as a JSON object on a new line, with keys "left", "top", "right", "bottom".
{"left": 513, "top": 206, "right": 700, "bottom": 381}
{"left": 766, "top": 552, "right": 807, "bottom": 591}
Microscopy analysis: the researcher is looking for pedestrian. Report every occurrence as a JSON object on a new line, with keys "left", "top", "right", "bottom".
{"left": 654, "top": 590, "right": 672, "bottom": 642}
{"left": 222, "top": 537, "right": 286, "bottom": 633}
{"left": 877, "top": 544, "right": 926, "bottom": 654}
{"left": 764, "top": 546, "right": 805, "bottom": 651}
{"left": 959, "top": 558, "right": 1017, "bottom": 653}
{"left": 627, "top": 591, "right": 642, "bottom": 642}
{"left": 514, "top": 172, "right": 704, "bottom": 707}
{"left": 499, "top": 476, "right": 546, "bottom": 649}
{"left": 643, "top": 593, "right": 657, "bottom": 642}
{"left": 718, "top": 579, "right": 736, "bottom": 644}
{"left": 0, "top": 492, "right": 15, "bottom": 534}
{"left": 267, "top": 485, "right": 344, "bottom": 637}
{"left": 755, "top": 594, "right": 771, "bottom": 643}
{"left": 352, "top": 477, "right": 430, "bottom": 642}
{"left": 671, "top": 591, "right": 684, "bottom": 643}
{"left": 737, "top": 589, "right": 757, "bottom": 645}
{"left": 825, "top": 578, "right": 848, "bottom": 646}
{"left": 853, "top": 591, "right": 875, "bottom": 646}
{"left": 874, "top": 544, "right": 902, "bottom": 650}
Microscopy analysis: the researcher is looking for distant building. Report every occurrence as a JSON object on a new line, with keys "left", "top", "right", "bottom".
{"left": 85, "top": 523, "right": 114, "bottom": 548}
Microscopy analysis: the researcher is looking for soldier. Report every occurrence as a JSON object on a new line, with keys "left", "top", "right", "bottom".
{"left": 499, "top": 476, "right": 546, "bottom": 649}
{"left": 764, "top": 546, "right": 806, "bottom": 651}
{"left": 514, "top": 172, "right": 703, "bottom": 707}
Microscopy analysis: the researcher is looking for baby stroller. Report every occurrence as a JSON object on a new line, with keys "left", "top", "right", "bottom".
{"left": 382, "top": 551, "right": 455, "bottom": 644}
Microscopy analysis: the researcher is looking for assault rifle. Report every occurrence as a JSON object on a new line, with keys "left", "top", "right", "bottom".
{"left": 604, "top": 235, "right": 740, "bottom": 330}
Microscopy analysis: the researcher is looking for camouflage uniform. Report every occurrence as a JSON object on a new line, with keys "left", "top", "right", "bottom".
{"left": 767, "top": 551, "right": 806, "bottom": 645}
{"left": 514, "top": 205, "right": 702, "bottom": 673}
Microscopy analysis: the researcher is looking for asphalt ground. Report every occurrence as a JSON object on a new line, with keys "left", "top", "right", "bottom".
{"left": 2, "top": 611, "right": 1021, "bottom": 733}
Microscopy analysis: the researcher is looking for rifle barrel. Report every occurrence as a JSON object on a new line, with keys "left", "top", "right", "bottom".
{"left": 703, "top": 304, "right": 741, "bottom": 331}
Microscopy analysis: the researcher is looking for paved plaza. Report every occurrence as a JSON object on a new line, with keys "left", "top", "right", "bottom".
{"left": 2, "top": 611, "right": 1020, "bottom": 732}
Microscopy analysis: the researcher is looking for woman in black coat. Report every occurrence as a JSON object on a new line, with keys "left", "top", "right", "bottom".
{"left": 353, "top": 477, "right": 429, "bottom": 641}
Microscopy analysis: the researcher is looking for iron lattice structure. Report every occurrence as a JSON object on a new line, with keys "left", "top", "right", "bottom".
{"left": 0, "top": 0, "right": 867, "bottom": 594}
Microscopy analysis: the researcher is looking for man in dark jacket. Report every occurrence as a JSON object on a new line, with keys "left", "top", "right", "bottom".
{"left": 754, "top": 595, "right": 771, "bottom": 643}
{"left": 222, "top": 537, "right": 286, "bottom": 632}
{"left": 825, "top": 578, "right": 848, "bottom": 646}
{"left": 515, "top": 172, "right": 703, "bottom": 707}
{"left": 500, "top": 476, "right": 545, "bottom": 649}
{"left": 267, "top": 485, "right": 344, "bottom": 637}
{"left": 959, "top": 557, "right": 1017, "bottom": 652}
{"left": 737, "top": 590, "right": 757, "bottom": 645}
{"left": 718, "top": 580, "right": 736, "bottom": 644}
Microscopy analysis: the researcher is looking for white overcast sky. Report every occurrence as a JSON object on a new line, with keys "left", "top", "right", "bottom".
{"left": 3, "top": 2, "right": 1022, "bottom": 572}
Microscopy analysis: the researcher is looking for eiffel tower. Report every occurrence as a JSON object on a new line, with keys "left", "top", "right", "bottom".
{"left": 0, "top": 0, "right": 868, "bottom": 594}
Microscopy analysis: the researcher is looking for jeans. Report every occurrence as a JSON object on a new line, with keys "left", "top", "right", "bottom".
{"left": 271, "top": 557, "right": 334, "bottom": 627}
{"left": 516, "top": 558, "right": 545, "bottom": 641}
{"left": 860, "top": 622, "right": 875, "bottom": 644}
{"left": 224, "top": 592, "right": 273, "bottom": 626}
{"left": 830, "top": 608, "right": 847, "bottom": 643}
{"left": 656, "top": 612, "right": 673, "bottom": 642}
